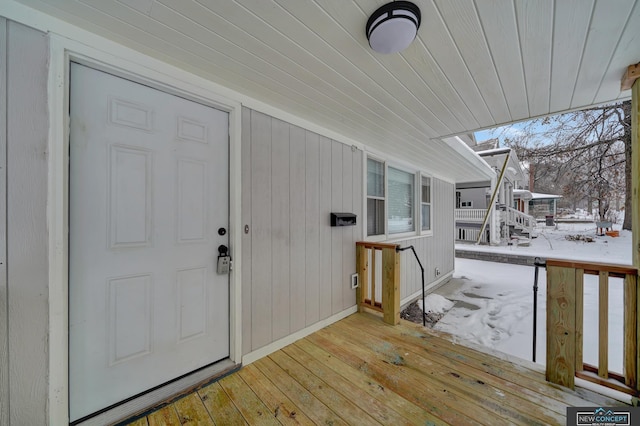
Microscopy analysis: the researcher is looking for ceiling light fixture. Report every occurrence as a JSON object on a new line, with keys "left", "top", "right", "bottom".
{"left": 366, "top": 1, "right": 421, "bottom": 54}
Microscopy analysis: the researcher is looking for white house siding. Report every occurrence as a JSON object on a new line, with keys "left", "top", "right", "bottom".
{"left": 1, "top": 20, "right": 49, "bottom": 426}
{"left": 241, "top": 108, "right": 363, "bottom": 355}
{"left": 458, "top": 187, "right": 490, "bottom": 210}
{"left": 395, "top": 179, "right": 455, "bottom": 301}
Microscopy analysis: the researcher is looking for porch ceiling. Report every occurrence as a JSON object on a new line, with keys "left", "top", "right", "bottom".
{"left": 9, "top": 0, "right": 640, "bottom": 182}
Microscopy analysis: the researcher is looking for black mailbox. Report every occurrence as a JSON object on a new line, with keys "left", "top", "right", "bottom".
{"left": 331, "top": 212, "right": 357, "bottom": 227}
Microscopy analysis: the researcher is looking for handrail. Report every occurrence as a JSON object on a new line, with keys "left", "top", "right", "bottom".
{"left": 506, "top": 206, "right": 535, "bottom": 233}
{"left": 546, "top": 259, "right": 639, "bottom": 395}
{"left": 355, "top": 242, "right": 400, "bottom": 325}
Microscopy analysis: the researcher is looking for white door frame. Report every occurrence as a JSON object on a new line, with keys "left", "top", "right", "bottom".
{"left": 47, "top": 35, "right": 243, "bottom": 424}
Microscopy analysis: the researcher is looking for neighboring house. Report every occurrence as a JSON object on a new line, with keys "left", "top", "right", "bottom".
{"left": 528, "top": 192, "right": 563, "bottom": 221}
{"left": 455, "top": 143, "right": 535, "bottom": 245}
{"left": 0, "top": 1, "right": 638, "bottom": 425}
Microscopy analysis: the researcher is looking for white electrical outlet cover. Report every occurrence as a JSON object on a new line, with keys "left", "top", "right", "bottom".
{"left": 350, "top": 273, "right": 359, "bottom": 289}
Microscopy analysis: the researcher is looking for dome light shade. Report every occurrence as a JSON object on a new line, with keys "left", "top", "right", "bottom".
{"left": 366, "top": 1, "right": 421, "bottom": 54}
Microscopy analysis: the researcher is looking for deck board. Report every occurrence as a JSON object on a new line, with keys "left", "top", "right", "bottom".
{"left": 125, "top": 313, "right": 627, "bottom": 425}
{"left": 198, "top": 381, "right": 248, "bottom": 426}
{"left": 323, "top": 315, "right": 558, "bottom": 425}
{"left": 236, "top": 364, "right": 315, "bottom": 425}
{"left": 146, "top": 406, "right": 181, "bottom": 426}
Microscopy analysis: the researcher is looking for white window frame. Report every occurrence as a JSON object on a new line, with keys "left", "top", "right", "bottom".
{"left": 365, "top": 155, "right": 386, "bottom": 240}
{"left": 419, "top": 172, "right": 433, "bottom": 236}
{"left": 386, "top": 165, "right": 417, "bottom": 238}
{"left": 365, "top": 153, "right": 437, "bottom": 241}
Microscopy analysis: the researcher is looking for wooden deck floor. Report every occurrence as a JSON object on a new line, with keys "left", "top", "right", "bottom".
{"left": 123, "top": 312, "right": 625, "bottom": 426}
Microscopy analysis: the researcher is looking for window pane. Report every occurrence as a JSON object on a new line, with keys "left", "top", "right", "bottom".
{"left": 388, "top": 167, "right": 414, "bottom": 234}
{"left": 367, "top": 198, "right": 385, "bottom": 236}
{"left": 367, "top": 158, "right": 384, "bottom": 197}
{"left": 421, "top": 204, "right": 431, "bottom": 230}
{"left": 422, "top": 176, "right": 431, "bottom": 203}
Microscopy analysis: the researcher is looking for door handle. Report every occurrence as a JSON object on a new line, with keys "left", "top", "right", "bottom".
{"left": 217, "top": 245, "right": 231, "bottom": 275}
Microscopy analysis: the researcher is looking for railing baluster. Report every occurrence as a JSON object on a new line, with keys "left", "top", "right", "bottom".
{"left": 575, "top": 269, "right": 584, "bottom": 373}
{"left": 599, "top": 271, "right": 609, "bottom": 378}
{"left": 371, "top": 248, "right": 377, "bottom": 308}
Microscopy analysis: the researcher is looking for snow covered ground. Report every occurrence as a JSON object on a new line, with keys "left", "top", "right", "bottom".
{"left": 456, "top": 221, "right": 631, "bottom": 264}
{"left": 427, "top": 222, "right": 630, "bottom": 388}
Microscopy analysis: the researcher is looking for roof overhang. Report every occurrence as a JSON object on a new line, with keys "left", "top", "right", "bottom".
{"left": 2, "top": 0, "right": 638, "bottom": 183}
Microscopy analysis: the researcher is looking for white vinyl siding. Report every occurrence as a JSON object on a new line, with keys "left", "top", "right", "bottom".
{"left": 242, "top": 108, "right": 363, "bottom": 354}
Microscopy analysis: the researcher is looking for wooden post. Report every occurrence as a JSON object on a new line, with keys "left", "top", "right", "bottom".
{"left": 546, "top": 265, "right": 577, "bottom": 389}
{"left": 625, "top": 272, "right": 638, "bottom": 388}
{"left": 631, "top": 68, "right": 640, "bottom": 390}
{"left": 381, "top": 247, "right": 400, "bottom": 325}
{"left": 633, "top": 67, "right": 640, "bottom": 272}
{"left": 356, "top": 244, "right": 368, "bottom": 312}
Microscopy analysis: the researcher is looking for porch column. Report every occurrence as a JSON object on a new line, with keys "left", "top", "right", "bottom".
{"left": 630, "top": 67, "right": 640, "bottom": 268}
{"left": 623, "top": 62, "right": 640, "bottom": 392}
{"left": 489, "top": 175, "right": 500, "bottom": 244}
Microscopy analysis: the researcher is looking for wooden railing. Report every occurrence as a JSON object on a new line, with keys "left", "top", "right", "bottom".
{"left": 507, "top": 207, "right": 534, "bottom": 234}
{"left": 454, "top": 208, "right": 487, "bottom": 222}
{"left": 355, "top": 242, "right": 400, "bottom": 325}
{"left": 546, "top": 259, "right": 639, "bottom": 395}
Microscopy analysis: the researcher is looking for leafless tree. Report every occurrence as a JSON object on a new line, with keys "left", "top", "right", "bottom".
{"left": 501, "top": 101, "right": 631, "bottom": 228}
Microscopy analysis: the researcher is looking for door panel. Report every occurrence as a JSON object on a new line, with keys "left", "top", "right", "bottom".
{"left": 69, "top": 64, "right": 230, "bottom": 421}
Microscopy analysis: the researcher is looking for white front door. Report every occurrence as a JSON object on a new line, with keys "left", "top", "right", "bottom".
{"left": 69, "top": 64, "right": 230, "bottom": 421}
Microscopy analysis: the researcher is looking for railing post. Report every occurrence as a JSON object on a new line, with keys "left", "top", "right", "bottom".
{"left": 624, "top": 272, "right": 638, "bottom": 389}
{"left": 381, "top": 246, "right": 400, "bottom": 325}
{"left": 355, "top": 244, "right": 368, "bottom": 313}
{"left": 546, "top": 265, "right": 577, "bottom": 389}
{"left": 599, "top": 271, "right": 609, "bottom": 378}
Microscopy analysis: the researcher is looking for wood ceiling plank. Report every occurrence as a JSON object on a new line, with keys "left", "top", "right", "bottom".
{"left": 414, "top": 0, "right": 493, "bottom": 128}
{"left": 73, "top": 0, "right": 429, "bottom": 160}
{"left": 549, "top": 0, "right": 594, "bottom": 112}
{"left": 13, "top": 0, "right": 500, "bottom": 182}
{"left": 474, "top": 0, "right": 529, "bottom": 122}
{"left": 571, "top": 0, "right": 635, "bottom": 108}
{"left": 594, "top": 0, "right": 640, "bottom": 103}
{"left": 515, "top": 0, "right": 553, "bottom": 118}
{"left": 265, "top": 0, "right": 442, "bottom": 136}
{"left": 434, "top": 0, "right": 512, "bottom": 125}
{"left": 150, "top": 1, "right": 423, "bottom": 145}
{"left": 315, "top": 0, "right": 464, "bottom": 135}
{"left": 154, "top": 0, "right": 424, "bottom": 144}
{"left": 82, "top": 0, "right": 409, "bottom": 144}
